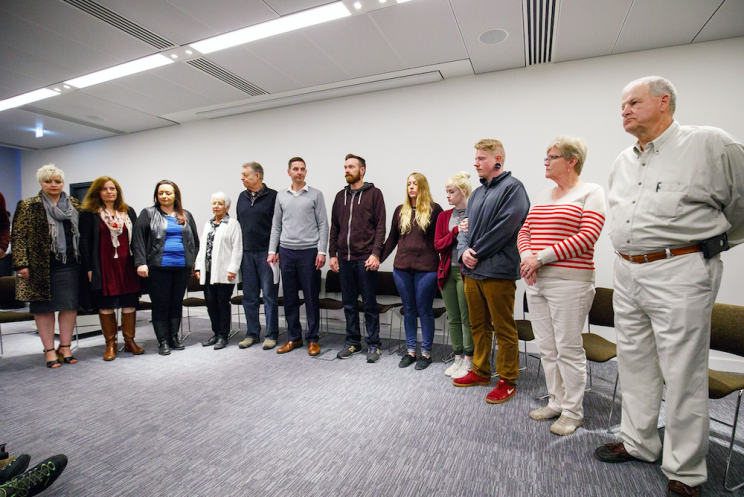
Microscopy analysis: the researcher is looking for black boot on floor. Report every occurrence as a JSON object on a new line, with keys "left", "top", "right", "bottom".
{"left": 152, "top": 321, "right": 171, "bottom": 356}
{"left": 168, "top": 318, "right": 185, "bottom": 350}
{"left": 214, "top": 337, "right": 228, "bottom": 350}
{"left": 0, "top": 454, "right": 68, "bottom": 497}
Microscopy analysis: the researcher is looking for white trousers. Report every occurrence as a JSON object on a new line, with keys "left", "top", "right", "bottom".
{"left": 527, "top": 277, "right": 594, "bottom": 420}
{"left": 614, "top": 252, "right": 722, "bottom": 487}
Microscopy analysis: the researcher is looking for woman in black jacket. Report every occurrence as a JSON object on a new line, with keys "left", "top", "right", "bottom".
{"left": 132, "top": 180, "right": 199, "bottom": 355}
{"left": 80, "top": 176, "right": 143, "bottom": 361}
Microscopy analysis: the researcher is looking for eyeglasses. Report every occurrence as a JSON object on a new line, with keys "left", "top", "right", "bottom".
{"left": 544, "top": 155, "right": 563, "bottom": 163}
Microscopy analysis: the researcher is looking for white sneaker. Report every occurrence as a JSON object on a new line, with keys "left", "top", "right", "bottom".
{"left": 529, "top": 405, "right": 561, "bottom": 421}
{"left": 452, "top": 358, "right": 472, "bottom": 379}
{"left": 444, "top": 356, "right": 463, "bottom": 377}
{"left": 550, "top": 414, "right": 583, "bottom": 436}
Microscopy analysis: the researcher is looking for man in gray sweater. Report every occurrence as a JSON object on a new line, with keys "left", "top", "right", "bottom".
{"left": 454, "top": 139, "right": 530, "bottom": 405}
{"left": 268, "top": 157, "right": 329, "bottom": 356}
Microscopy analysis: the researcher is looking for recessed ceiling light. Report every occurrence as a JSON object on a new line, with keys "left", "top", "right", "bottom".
{"left": 185, "top": 49, "right": 193, "bottom": 55}
{"left": 170, "top": 54, "right": 178, "bottom": 59}
{"left": 0, "top": 88, "right": 60, "bottom": 112}
{"left": 190, "top": 2, "right": 351, "bottom": 54}
{"left": 396, "top": 0, "right": 413, "bottom": 3}
{"left": 354, "top": 1, "right": 362, "bottom": 8}
{"left": 379, "top": 0, "right": 387, "bottom": 3}
{"left": 478, "top": 28, "right": 509, "bottom": 45}
{"left": 53, "top": 88, "right": 61, "bottom": 92}
{"left": 35, "top": 125, "right": 44, "bottom": 138}
{"left": 63, "top": 85, "right": 70, "bottom": 89}
{"left": 65, "top": 54, "right": 174, "bottom": 89}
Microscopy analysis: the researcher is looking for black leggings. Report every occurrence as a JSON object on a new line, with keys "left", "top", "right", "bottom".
{"left": 148, "top": 267, "right": 191, "bottom": 322}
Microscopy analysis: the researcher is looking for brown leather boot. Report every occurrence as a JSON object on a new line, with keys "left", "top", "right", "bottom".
{"left": 121, "top": 311, "right": 144, "bottom": 355}
{"left": 99, "top": 312, "right": 118, "bottom": 361}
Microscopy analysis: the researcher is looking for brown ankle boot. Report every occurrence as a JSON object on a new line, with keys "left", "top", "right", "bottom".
{"left": 99, "top": 312, "right": 118, "bottom": 361}
{"left": 122, "top": 311, "right": 144, "bottom": 355}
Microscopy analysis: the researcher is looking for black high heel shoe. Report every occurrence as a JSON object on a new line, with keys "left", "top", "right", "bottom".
{"left": 56, "top": 345, "right": 77, "bottom": 364}
{"left": 44, "top": 348, "right": 61, "bottom": 368}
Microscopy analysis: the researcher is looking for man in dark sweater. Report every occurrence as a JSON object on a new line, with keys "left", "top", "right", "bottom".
{"left": 454, "top": 139, "right": 530, "bottom": 404}
{"left": 236, "top": 162, "right": 279, "bottom": 350}
{"left": 0, "top": 192, "right": 9, "bottom": 260}
{"left": 329, "top": 154, "right": 387, "bottom": 363}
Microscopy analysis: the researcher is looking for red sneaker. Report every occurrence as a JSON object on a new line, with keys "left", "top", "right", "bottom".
{"left": 452, "top": 370, "right": 491, "bottom": 387}
{"left": 485, "top": 379, "right": 516, "bottom": 404}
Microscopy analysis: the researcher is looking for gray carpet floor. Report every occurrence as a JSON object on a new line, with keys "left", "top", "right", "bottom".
{"left": 1, "top": 315, "right": 743, "bottom": 496}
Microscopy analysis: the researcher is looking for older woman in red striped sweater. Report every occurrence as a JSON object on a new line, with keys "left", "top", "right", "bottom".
{"left": 517, "top": 136, "right": 606, "bottom": 436}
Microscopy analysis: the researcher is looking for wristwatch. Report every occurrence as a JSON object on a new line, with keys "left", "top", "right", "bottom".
{"left": 536, "top": 255, "right": 543, "bottom": 266}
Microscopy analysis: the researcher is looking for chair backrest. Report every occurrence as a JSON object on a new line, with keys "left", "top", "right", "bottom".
{"left": 0, "top": 276, "right": 25, "bottom": 310}
{"left": 187, "top": 273, "right": 203, "bottom": 292}
{"left": 588, "top": 287, "right": 614, "bottom": 328}
{"left": 710, "top": 303, "right": 744, "bottom": 358}
{"left": 376, "top": 271, "right": 400, "bottom": 297}
{"left": 325, "top": 270, "right": 342, "bottom": 293}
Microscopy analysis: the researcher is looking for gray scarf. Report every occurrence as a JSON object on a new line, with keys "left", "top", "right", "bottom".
{"left": 41, "top": 191, "right": 79, "bottom": 264}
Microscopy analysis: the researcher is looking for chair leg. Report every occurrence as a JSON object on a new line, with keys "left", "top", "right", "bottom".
{"left": 607, "top": 371, "right": 620, "bottom": 432}
{"left": 0, "top": 323, "right": 3, "bottom": 358}
{"left": 586, "top": 361, "right": 594, "bottom": 392}
{"left": 724, "top": 390, "right": 744, "bottom": 492}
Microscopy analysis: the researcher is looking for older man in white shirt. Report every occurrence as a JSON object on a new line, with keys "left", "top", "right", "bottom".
{"left": 594, "top": 76, "right": 744, "bottom": 497}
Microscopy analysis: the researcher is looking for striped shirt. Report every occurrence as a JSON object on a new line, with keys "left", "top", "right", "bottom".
{"left": 517, "top": 182, "right": 606, "bottom": 282}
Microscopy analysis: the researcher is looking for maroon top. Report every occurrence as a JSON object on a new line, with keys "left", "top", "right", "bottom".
{"left": 381, "top": 203, "right": 442, "bottom": 272}
{"left": 99, "top": 220, "right": 140, "bottom": 296}
{"left": 434, "top": 209, "right": 459, "bottom": 290}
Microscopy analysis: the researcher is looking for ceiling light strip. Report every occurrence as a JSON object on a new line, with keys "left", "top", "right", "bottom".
{"left": 65, "top": 54, "right": 174, "bottom": 89}
{"left": 190, "top": 2, "right": 351, "bottom": 54}
{"left": 0, "top": 89, "right": 60, "bottom": 113}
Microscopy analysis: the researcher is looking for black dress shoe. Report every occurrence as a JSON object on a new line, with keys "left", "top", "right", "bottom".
{"left": 214, "top": 338, "right": 228, "bottom": 350}
{"left": 594, "top": 442, "right": 643, "bottom": 463}
{"left": 202, "top": 335, "right": 218, "bottom": 347}
{"left": 667, "top": 480, "right": 700, "bottom": 496}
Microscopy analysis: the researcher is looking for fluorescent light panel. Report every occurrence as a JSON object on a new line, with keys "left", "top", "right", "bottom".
{"left": 190, "top": 2, "right": 351, "bottom": 54}
{"left": 65, "top": 54, "right": 174, "bottom": 89}
{"left": 0, "top": 88, "right": 60, "bottom": 112}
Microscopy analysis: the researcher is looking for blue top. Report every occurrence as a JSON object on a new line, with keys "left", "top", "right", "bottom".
{"left": 161, "top": 216, "right": 185, "bottom": 267}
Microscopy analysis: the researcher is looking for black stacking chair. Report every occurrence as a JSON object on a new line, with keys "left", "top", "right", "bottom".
{"left": 0, "top": 276, "right": 34, "bottom": 358}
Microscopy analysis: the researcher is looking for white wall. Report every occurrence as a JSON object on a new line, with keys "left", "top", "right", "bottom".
{"left": 20, "top": 36, "right": 744, "bottom": 364}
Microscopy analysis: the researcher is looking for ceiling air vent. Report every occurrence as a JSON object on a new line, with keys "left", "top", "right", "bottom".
{"left": 62, "top": 0, "right": 175, "bottom": 50}
{"left": 523, "top": 0, "right": 558, "bottom": 65}
{"left": 187, "top": 59, "right": 268, "bottom": 97}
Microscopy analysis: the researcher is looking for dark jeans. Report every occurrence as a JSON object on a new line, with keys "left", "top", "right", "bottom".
{"left": 149, "top": 267, "right": 191, "bottom": 323}
{"left": 279, "top": 247, "right": 320, "bottom": 343}
{"left": 205, "top": 272, "right": 234, "bottom": 338}
{"left": 339, "top": 259, "right": 381, "bottom": 348}
{"left": 241, "top": 250, "right": 279, "bottom": 341}
{"left": 393, "top": 269, "right": 438, "bottom": 354}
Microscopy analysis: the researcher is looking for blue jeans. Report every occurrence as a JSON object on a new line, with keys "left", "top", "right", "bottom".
{"left": 393, "top": 269, "right": 438, "bottom": 354}
{"left": 339, "top": 259, "right": 381, "bottom": 348}
{"left": 241, "top": 250, "right": 279, "bottom": 341}
{"left": 279, "top": 247, "right": 321, "bottom": 343}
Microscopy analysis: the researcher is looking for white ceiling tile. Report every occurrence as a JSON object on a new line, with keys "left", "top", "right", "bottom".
{"left": 0, "top": 108, "right": 116, "bottom": 149}
{"left": 450, "top": 0, "right": 525, "bottom": 74}
{"left": 29, "top": 91, "right": 175, "bottom": 134}
{"left": 168, "top": 0, "right": 279, "bottom": 34}
{"left": 695, "top": 0, "right": 744, "bottom": 43}
{"left": 246, "top": 31, "right": 351, "bottom": 87}
{"left": 613, "top": 0, "right": 723, "bottom": 54}
{"left": 369, "top": 0, "right": 468, "bottom": 68}
{"left": 262, "top": 0, "right": 335, "bottom": 16}
{"left": 553, "top": 0, "right": 632, "bottom": 62}
{"left": 0, "top": 13, "right": 124, "bottom": 83}
{"left": 206, "top": 48, "right": 302, "bottom": 93}
{"left": 302, "top": 15, "right": 406, "bottom": 78}
{"left": 80, "top": 83, "right": 183, "bottom": 116}
{"left": 148, "top": 62, "right": 256, "bottom": 103}
{"left": 2, "top": 0, "right": 155, "bottom": 62}
{"left": 94, "top": 0, "right": 214, "bottom": 46}
{"left": 0, "top": 43, "right": 72, "bottom": 88}
{"left": 0, "top": 66, "right": 49, "bottom": 100}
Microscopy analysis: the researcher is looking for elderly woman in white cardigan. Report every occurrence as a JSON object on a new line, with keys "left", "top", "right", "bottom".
{"left": 194, "top": 192, "right": 243, "bottom": 350}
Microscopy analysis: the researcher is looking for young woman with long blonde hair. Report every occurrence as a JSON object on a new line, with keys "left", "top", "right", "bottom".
{"left": 381, "top": 172, "right": 443, "bottom": 370}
